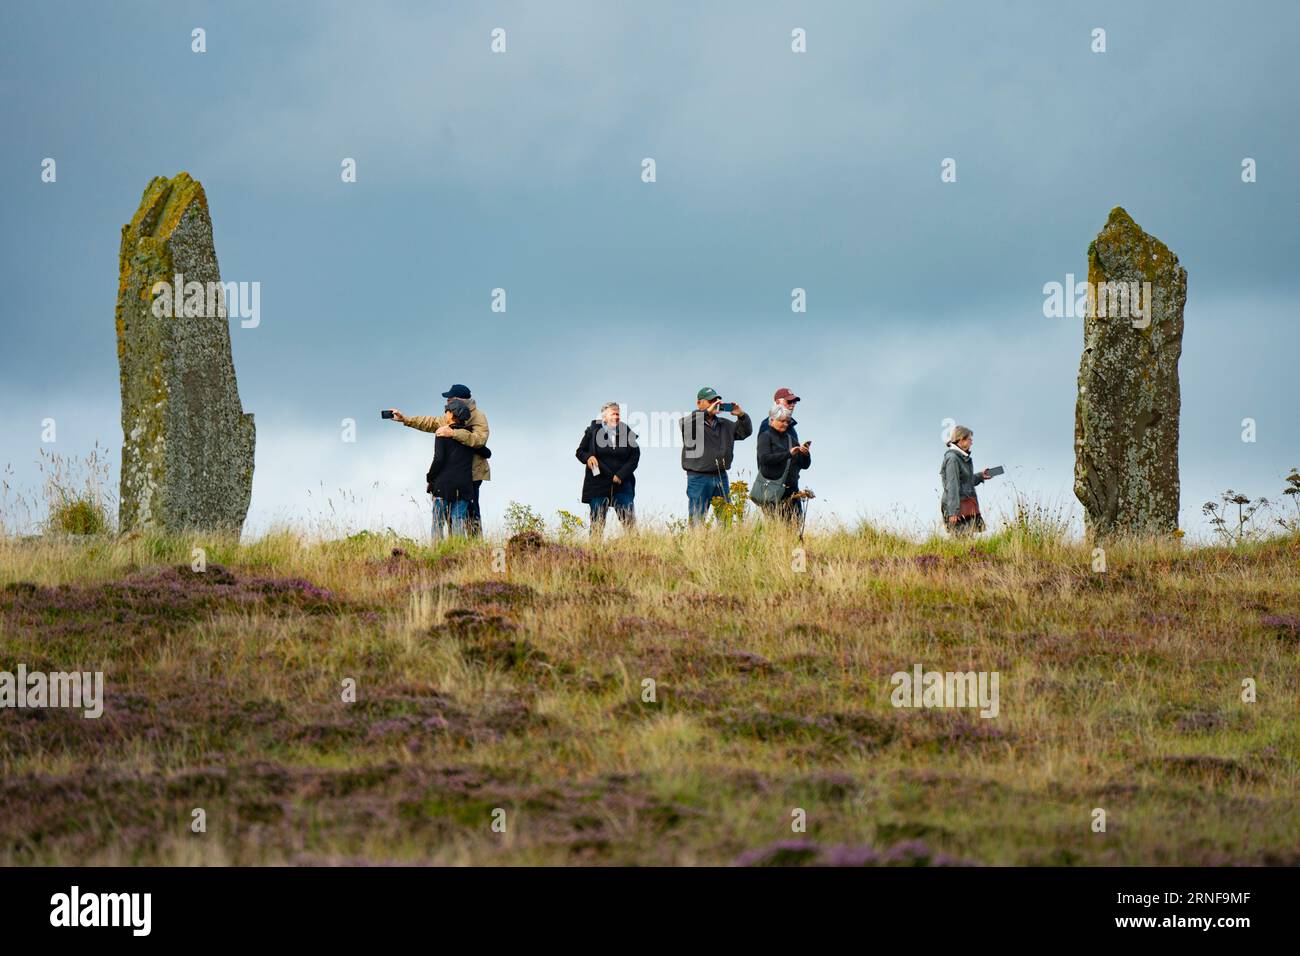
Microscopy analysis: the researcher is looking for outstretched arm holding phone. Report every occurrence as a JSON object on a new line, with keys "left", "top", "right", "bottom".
{"left": 386, "top": 409, "right": 439, "bottom": 431}
{"left": 386, "top": 408, "right": 488, "bottom": 447}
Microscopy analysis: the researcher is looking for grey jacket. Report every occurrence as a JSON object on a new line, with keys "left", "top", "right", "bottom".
{"left": 680, "top": 410, "right": 753, "bottom": 474}
{"left": 940, "top": 447, "right": 984, "bottom": 518}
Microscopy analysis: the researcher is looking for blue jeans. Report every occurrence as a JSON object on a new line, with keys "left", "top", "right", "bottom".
{"left": 589, "top": 489, "right": 635, "bottom": 537}
{"left": 686, "top": 472, "right": 729, "bottom": 525}
{"left": 432, "top": 497, "right": 469, "bottom": 542}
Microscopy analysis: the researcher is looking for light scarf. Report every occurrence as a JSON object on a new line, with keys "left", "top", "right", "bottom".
{"left": 946, "top": 442, "right": 970, "bottom": 459}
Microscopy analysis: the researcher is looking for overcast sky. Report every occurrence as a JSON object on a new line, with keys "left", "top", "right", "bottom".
{"left": 2, "top": 1, "right": 1296, "bottom": 538}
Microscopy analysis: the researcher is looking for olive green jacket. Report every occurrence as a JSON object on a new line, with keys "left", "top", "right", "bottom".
{"left": 405, "top": 403, "right": 490, "bottom": 481}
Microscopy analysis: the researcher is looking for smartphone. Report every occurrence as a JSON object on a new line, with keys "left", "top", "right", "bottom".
{"left": 718, "top": 402, "right": 735, "bottom": 412}
{"left": 986, "top": 465, "right": 1004, "bottom": 477}
{"left": 381, "top": 409, "right": 394, "bottom": 420}
{"left": 590, "top": 462, "right": 600, "bottom": 475}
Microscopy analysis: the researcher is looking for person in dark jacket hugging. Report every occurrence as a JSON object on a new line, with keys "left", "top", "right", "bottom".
{"left": 575, "top": 402, "right": 640, "bottom": 537}
{"left": 756, "top": 405, "right": 811, "bottom": 522}
{"left": 427, "top": 398, "right": 482, "bottom": 541}
{"left": 940, "top": 424, "right": 990, "bottom": 535}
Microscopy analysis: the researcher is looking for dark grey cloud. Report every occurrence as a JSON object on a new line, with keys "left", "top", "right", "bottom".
{"left": 1, "top": 1, "right": 1295, "bottom": 533}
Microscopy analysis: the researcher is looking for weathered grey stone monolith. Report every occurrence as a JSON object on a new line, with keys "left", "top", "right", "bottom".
{"left": 116, "top": 173, "right": 254, "bottom": 532}
{"left": 1074, "top": 207, "right": 1185, "bottom": 535}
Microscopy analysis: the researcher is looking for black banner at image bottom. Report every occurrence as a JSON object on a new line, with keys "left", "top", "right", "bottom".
{"left": 0, "top": 866, "right": 1281, "bottom": 941}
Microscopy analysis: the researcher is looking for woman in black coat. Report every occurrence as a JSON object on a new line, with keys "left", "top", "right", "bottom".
{"left": 756, "top": 405, "right": 811, "bottom": 522}
{"left": 427, "top": 399, "right": 479, "bottom": 540}
{"left": 574, "top": 402, "right": 640, "bottom": 537}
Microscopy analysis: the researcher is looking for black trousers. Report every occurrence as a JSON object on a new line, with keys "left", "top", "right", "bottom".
{"left": 761, "top": 493, "right": 803, "bottom": 524}
{"left": 467, "top": 480, "right": 483, "bottom": 537}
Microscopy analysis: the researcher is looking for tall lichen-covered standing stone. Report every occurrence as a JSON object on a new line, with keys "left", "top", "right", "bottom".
{"left": 116, "top": 173, "right": 255, "bottom": 532}
{"left": 1074, "top": 207, "right": 1186, "bottom": 535}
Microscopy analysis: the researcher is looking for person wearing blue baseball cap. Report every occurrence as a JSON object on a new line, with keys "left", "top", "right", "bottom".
{"left": 387, "top": 383, "right": 491, "bottom": 536}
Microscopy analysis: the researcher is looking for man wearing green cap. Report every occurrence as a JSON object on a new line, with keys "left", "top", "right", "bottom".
{"left": 680, "top": 387, "right": 752, "bottom": 525}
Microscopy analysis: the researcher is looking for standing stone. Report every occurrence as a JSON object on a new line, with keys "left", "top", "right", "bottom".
{"left": 116, "top": 173, "right": 255, "bottom": 532}
{"left": 1074, "top": 207, "right": 1186, "bottom": 535}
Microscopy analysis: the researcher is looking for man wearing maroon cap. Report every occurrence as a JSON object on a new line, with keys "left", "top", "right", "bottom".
{"left": 758, "top": 387, "right": 800, "bottom": 435}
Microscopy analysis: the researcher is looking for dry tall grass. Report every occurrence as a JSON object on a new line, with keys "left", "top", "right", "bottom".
{"left": 1, "top": 518, "right": 1297, "bottom": 865}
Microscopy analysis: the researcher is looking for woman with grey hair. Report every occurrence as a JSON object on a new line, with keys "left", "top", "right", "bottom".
{"left": 753, "top": 404, "right": 811, "bottom": 522}
{"left": 940, "top": 425, "right": 991, "bottom": 534}
{"left": 575, "top": 402, "right": 640, "bottom": 537}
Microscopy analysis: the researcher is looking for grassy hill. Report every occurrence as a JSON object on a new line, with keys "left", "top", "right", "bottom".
{"left": 1, "top": 521, "right": 1297, "bottom": 865}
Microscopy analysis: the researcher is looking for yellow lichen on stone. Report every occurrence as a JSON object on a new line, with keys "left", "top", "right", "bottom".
{"left": 155, "top": 173, "right": 206, "bottom": 239}
{"left": 1074, "top": 206, "right": 1186, "bottom": 536}
{"left": 116, "top": 172, "right": 253, "bottom": 533}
